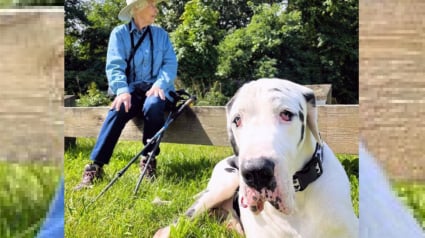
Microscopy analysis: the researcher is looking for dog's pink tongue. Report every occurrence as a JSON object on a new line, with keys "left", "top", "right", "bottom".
{"left": 241, "top": 187, "right": 265, "bottom": 214}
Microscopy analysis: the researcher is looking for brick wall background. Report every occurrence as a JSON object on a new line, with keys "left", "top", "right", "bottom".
{"left": 360, "top": 0, "right": 425, "bottom": 180}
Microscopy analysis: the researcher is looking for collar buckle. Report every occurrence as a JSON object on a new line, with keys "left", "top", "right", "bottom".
{"left": 293, "top": 143, "right": 323, "bottom": 192}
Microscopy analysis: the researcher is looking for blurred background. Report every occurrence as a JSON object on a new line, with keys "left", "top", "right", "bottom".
{"left": 0, "top": 0, "right": 63, "bottom": 7}
{"left": 360, "top": 0, "right": 425, "bottom": 228}
{"left": 0, "top": 8, "right": 63, "bottom": 237}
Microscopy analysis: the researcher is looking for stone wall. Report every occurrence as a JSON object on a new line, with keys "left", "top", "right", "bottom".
{"left": 360, "top": 0, "right": 425, "bottom": 180}
{"left": 0, "top": 9, "right": 64, "bottom": 165}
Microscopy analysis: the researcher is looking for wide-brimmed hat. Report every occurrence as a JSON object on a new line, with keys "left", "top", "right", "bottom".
{"left": 118, "top": 0, "right": 164, "bottom": 22}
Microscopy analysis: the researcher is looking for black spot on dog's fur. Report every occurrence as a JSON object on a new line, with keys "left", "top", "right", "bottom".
{"left": 268, "top": 179, "right": 277, "bottom": 191}
{"left": 298, "top": 103, "right": 303, "bottom": 111}
{"left": 227, "top": 156, "right": 239, "bottom": 169}
{"left": 269, "top": 87, "right": 283, "bottom": 93}
{"left": 225, "top": 167, "right": 237, "bottom": 173}
{"left": 299, "top": 124, "right": 305, "bottom": 146}
{"left": 303, "top": 92, "right": 316, "bottom": 107}
{"left": 298, "top": 111, "right": 304, "bottom": 122}
{"left": 269, "top": 197, "right": 282, "bottom": 210}
{"left": 233, "top": 188, "right": 241, "bottom": 218}
{"left": 298, "top": 111, "right": 305, "bottom": 145}
{"left": 185, "top": 208, "right": 195, "bottom": 218}
{"left": 185, "top": 189, "right": 210, "bottom": 218}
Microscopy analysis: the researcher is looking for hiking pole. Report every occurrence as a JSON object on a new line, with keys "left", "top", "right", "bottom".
{"left": 91, "top": 132, "right": 162, "bottom": 203}
{"left": 91, "top": 91, "right": 196, "bottom": 203}
{"left": 133, "top": 94, "right": 197, "bottom": 196}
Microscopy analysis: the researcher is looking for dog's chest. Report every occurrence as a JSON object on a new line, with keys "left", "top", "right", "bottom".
{"left": 240, "top": 202, "right": 306, "bottom": 238}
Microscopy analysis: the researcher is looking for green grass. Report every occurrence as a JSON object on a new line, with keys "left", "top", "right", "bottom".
{"left": 394, "top": 182, "right": 425, "bottom": 228}
{"left": 65, "top": 138, "right": 359, "bottom": 237}
{"left": 0, "top": 162, "right": 61, "bottom": 238}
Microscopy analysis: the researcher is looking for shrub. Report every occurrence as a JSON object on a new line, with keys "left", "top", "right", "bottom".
{"left": 76, "top": 82, "right": 111, "bottom": 107}
{"left": 196, "top": 81, "right": 229, "bottom": 106}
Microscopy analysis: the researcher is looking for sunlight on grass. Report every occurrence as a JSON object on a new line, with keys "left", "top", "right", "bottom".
{"left": 0, "top": 162, "right": 61, "bottom": 238}
{"left": 65, "top": 138, "right": 360, "bottom": 237}
{"left": 394, "top": 182, "right": 425, "bottom": 229}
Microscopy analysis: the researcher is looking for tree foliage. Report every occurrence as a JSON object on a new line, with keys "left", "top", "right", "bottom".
{"left": 171, "top": 0, "right": 222, "bottom": 94}
{"left": 65, "top": 0, "right": 123, "bottom": 95}
{"left": 65, "top": 0, "right": 358, "bottom": 104}
{"left": 288, "top": 0, "right": 359, "bottom": 103}
{"left": 217, "top": 4, "right": 294, "bottom": 94}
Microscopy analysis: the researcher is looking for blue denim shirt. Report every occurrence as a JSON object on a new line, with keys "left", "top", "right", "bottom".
{"left": 106, "top": 20, "right": 177, "bottom": 100}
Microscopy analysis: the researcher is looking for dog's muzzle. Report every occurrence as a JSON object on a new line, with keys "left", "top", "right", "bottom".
{"left": 240, "top": 158, "right": 286, "bottom": 214}
{"left": 241, "top": 158, "right": 276, "bottom": 191}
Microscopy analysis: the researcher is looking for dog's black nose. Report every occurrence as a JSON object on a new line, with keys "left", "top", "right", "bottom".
{"left": 241, "top": 158, "right": 276, "bottom": 191}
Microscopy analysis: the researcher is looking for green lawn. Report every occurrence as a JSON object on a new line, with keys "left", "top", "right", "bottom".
{"left": 65, "top": 138, "right": 359, "bottom": 237}
{"left": 394, "top": 182, "right": 425, "bottom": 229}
{"left": 0, "top": 162, "right": 61, "bottom": 238}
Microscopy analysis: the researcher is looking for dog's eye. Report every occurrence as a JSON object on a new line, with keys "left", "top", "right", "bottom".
{"left": 232, "top": 115, "right": 242, "bottom": 127}
{"left": 280, "top": 110, "right": 293, "bottom": 122}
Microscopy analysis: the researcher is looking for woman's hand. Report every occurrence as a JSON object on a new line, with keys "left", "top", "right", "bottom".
{"left": 146, "top": 85, "right": 165, "bottom": 100}
{"left": 111, "top": 92, "right": 132, "bottom": 113}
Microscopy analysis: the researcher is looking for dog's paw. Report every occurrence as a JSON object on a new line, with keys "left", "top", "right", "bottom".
{"left": 153, "top": 226, "right": 171, "bottom": 238}
{"left": 226, "top": 218, "right": 244, "bottom": 235}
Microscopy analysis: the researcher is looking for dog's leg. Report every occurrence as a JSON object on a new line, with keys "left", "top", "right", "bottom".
{"left": 185, "top": 155, "right": 239, "bottom": 218}
{"left": 154, "top": 156, "right": 240, "bottom": 238}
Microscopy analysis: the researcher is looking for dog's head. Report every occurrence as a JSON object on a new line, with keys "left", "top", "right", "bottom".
{"left": 226, "top": 78, "right": 322, "bottom": 215}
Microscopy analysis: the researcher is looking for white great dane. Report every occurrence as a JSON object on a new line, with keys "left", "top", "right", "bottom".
{"left": 155, "top": 78, "right": 358, "bottom": 238}
{"left": 360, "top": 142, "right": 424, "bottom": 237}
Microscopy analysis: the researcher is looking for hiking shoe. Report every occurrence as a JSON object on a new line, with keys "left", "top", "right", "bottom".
{"left": 140, "top": 154, "right": 157, "bottom": 180}
{"left": 73, "top": 163, "right": 104, "bottom": 190}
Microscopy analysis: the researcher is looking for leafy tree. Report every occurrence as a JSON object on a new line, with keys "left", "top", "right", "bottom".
{"left": 217, "top": 1, "right": 358, "bottom": 103}
{"left": 65, "top": 0, "right": 122, "bottom": 95}
{"left": 171, "top": 0, "right": 223, "bottom": 95}
{"left": 217, "top": 3, "right": 304, "bottom": 94}
{"left": 65, "top": 0, "right": 89, "bottom": 37}
{"left": 156, "top": 0, "right": 189, "bottom": 32}
{"left": 287, "top": 0, "right": 359, "bottom": 103}
{"left": 64, "top": 0, "right": 359, "bottom": 105}
{"left": 157, "top": 0, "right": 281, "bottom": 33}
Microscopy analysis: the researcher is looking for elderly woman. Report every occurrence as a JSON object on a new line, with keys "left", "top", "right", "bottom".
{"left": 75, "top": 0, "right": 177, "bottom": 189}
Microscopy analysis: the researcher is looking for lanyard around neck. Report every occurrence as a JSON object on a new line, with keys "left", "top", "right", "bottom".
{"left": 126, "top": 22, "right": 154, "bottom": 83}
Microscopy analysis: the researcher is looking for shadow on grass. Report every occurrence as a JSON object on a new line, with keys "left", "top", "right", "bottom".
{"left": 65, "top": 140, "right": 94, "bottom": 160}
{"left": 159, "top": 156, "right": 217, "bottom": 184}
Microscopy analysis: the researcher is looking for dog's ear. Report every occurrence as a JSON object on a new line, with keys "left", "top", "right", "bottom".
{"left": 303, "top": 91, "right": 323, "bottom": 145}
{"left": 226, "top": 96, "right": 239, "bottom": 156}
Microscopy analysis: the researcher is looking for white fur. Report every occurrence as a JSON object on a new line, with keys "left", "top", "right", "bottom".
{"left": 360, "top": 142, "right": 424, "bottom": 238}
{"left": 154, "top": 79, "right": 358, "bottom": 238}
{"left": 228, "top": 79, "right": 358, "bottom": 237}
{"left": 239, "top": 143, "right": 358, "bottom": 237}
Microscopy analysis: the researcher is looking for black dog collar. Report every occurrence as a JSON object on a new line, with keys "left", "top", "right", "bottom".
{"left": 293, "top": 143, "right": 323, "bottom": 192}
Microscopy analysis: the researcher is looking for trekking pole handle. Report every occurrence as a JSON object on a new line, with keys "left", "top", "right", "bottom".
{"left": 171, "top": 95, "right": 197, "bottom": 120}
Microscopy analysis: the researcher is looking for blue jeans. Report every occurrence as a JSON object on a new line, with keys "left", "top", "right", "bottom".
{"left": 90, "top": 92, "right": 168, "bottom": 165}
